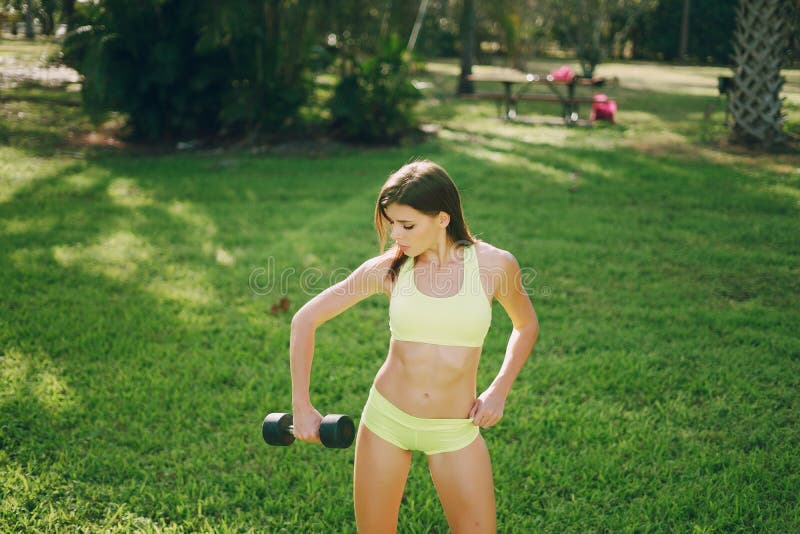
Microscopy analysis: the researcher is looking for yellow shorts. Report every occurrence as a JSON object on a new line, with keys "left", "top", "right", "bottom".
{"left": 361, "top": 385, "right": 480, "bottom": 456}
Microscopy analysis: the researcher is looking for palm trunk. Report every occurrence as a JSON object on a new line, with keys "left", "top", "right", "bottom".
{"left": 729, "top": 0, "right": 793, "bottom": 148}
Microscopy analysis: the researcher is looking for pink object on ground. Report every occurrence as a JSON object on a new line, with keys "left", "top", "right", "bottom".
{"left": 591, "top": 93, "right": 617, "bottom": 122}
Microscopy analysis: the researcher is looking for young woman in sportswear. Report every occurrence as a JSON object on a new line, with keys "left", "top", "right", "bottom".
{"left": 289, "top": 160, "right": 539, "bottom": 533}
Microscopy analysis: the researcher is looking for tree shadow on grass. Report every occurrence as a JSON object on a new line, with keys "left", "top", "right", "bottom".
{"left": 0, "top": 161, "right": 370, "bottom": 530}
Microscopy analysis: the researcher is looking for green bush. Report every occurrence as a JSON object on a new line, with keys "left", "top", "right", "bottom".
{"left": 62, "top": 0, "right": 313, "bottom": 141}
{"left": 329, "top": 34, "right": 421, "bottom": 144}
{"left": 63, "top": 2, "right": 229, "bottom": 140}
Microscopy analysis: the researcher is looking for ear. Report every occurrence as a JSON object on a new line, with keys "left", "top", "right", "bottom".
{"left": 438, "top": 211, "right": 451, "bottom": 228}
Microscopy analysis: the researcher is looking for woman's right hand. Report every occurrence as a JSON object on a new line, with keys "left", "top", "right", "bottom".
{"left": 292, "top": 405, "right": 323, "bottom": 443}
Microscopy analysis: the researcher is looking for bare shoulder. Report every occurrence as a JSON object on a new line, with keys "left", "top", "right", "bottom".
{"left": 354, "top": 249, "right": 398, "bottom": 297}
{"left": 472, "top": 239, "right": 520, "bottom": 300}
{"left": 472, "top": 239, "right": 516, "bottom": 270}
{"left": 359, "top": 248, "right": 397, "bottom": 274}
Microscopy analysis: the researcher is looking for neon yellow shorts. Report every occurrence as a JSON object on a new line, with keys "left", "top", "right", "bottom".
{"left": 361, "top": 385, "right": 480, "bottom": 456}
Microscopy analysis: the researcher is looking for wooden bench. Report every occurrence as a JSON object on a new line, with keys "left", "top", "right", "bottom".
{"left": 458, "top": 91, "right": 598, "bottom": 122}
{"left": 459, "top": 93, "right": 594, "bottom": 103}
{"left": 517, "top": 94, "right": 595, "bottom": 104}
{"left": 461, "top": 71, "right": 610, "bottom": 125}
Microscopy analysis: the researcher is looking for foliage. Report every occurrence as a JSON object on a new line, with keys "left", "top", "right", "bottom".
{"left": 482, "top": 1, "right": 528, "bottom": 70}
{"left": 328, "top": 33, "right": 421, "bottom": 143}
{"left": 546, "top": 0, "right": 658, "bottom": 76}
{"left": 631, "top": 0, "right": 737, "bottom": 63}
{"left": 315, "top": 0, "right": 455, "bottom": 58}
{"left": 15, "top": 0, "right": 799, "bottom": 145}
{"left": 62, "top": 1, "right": 230, "bottom": 140}
{"left": 61, "top": 0, "right": 315, "bottom": 141}
{"left": 198, "top": 0, "right": 315, "bottom": 137}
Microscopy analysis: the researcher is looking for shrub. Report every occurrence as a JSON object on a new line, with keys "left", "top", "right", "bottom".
{"left": 62, "top": 0, "right": 313, "bottom": 141}
{"left": 329, "top": 34, "right": 422, "bottom": 144}
{"left": 63, "top": 2, "right": 229, "bottom": 140}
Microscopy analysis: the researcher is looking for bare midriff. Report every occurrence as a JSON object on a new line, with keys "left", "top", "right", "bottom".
{"left": 373, "top": 337, "right": 482, "bottom": 419}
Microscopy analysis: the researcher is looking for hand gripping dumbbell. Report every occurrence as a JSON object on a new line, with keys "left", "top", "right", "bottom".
{"left": 262, "top": 413, "right": 355, "bottom": 449}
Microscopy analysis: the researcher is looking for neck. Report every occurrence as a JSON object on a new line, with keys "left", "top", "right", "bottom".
{"left": 419, "top": 240, "right": 463, "bottom": 268}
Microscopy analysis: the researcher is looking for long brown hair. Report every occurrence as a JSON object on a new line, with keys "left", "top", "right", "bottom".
{"left": 374, "top": 160, "right": 476, "bottom": 282}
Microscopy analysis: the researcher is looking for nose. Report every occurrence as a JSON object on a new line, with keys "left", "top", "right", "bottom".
{"left": 390, "top": 224, "right": 400, "bottom": 240}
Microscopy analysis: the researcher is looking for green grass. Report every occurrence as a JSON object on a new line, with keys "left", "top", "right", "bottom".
{"left": 2, "top": 38, "right": 800, "bottom": 532}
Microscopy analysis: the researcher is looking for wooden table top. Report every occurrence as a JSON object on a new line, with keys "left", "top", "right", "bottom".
{"left": 467, "top": 71, "right": 604, "bottom": 85}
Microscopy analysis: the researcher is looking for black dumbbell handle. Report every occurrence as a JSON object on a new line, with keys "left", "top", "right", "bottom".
{"left": 262, "top": 413, "right": 355, "bottom": 448}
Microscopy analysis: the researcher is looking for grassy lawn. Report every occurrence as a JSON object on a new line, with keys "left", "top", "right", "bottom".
{"left": 2, "top": 38, "right": 799, "bottom": 532}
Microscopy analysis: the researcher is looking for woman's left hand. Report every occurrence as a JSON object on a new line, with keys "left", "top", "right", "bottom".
{"left": 469, "top": 388, "right": 507, "bottom": 428}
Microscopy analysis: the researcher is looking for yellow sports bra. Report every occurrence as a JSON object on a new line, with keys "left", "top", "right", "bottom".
{"left": 389, "top": 244, "right": 492, "bottom": 348}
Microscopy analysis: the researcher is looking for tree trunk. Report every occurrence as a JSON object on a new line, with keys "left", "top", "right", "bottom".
{"left": 729, "top": 0, "right": 793, "bottom": 149}
{"left": 62, "top": 0, "right": 76, "bottom": 31}
{"left": 407, "top": 0, "right": 430, "bottom": 51}
{"left": 679, "top": 0, "right": 691, "bottom": 60}
{"left": 457, "top": 0, "right": 476, "bottom": 94}
{"left": 24, "top": 0, "right": 35, "bottom": 39}
{"left": 41, "top": 0, "right": 56, "bottom": 36}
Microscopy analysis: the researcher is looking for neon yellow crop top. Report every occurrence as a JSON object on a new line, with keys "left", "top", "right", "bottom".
{"left": 389, "top": 244, "right": 492, "bottom": 348}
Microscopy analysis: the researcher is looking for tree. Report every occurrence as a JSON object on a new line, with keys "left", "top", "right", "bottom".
{"left": 679, "top": 0, "right": 690, "bottom": 60}
{"left": 23, "top": 0, "right": 33, "bottom": 39}
{"left": 484, "top": 0, "right": 525, "bottom": 70}
{"left": 457, "top": 0, "right": 475, "bottom": 94}
{"left": 729, "top": 0, "right": 795, "bottom": 148}
{"left": 631, "top": 0, "right": 736, "bottom": 63}
{"left": 63, "top": 0, "right": 319, "bottom": 140}
{"left": 407, "top": 0, "right": 430, "bottom": 51}
{"left": 62, "top": 0, "right": 74, "bottom": 30}
{"left": 548, "top": 0, "right": 657, "bottom": 75}
{"left": 39, "top": 0, "right": 56, "bottom": 35}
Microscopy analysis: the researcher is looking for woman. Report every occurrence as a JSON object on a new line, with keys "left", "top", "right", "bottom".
{"left": 290, "top": 160, "right": 539, "bottom": 532}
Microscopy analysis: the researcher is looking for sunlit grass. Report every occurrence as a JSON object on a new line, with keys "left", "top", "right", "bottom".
{"left": 1, "top": 38, "right": 799, "bottom": 532}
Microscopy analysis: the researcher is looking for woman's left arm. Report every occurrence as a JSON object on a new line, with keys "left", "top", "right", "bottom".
{"left": 469, "top": 251, "right": 539, "bottom": 428}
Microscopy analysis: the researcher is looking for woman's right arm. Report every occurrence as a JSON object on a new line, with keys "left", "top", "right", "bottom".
{"left": 289, "top": 254, "right": 391, "bottom": 442}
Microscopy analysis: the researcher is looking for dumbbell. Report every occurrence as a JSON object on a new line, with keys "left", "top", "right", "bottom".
{"left": 262, "top": 413, "right": 355, "bottom": 449}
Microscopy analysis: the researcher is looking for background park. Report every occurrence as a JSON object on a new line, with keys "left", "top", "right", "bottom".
{"left": 1, "top": 1, "right": 799, "bottom": 532}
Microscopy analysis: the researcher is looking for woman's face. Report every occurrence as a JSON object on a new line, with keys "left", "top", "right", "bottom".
{"left": 384, "top": 203, "right": 447, "bottom": 256}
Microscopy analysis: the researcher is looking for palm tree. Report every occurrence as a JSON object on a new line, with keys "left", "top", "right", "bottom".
{"left": 729, "top": 0, "right": 794, "bottom": 149}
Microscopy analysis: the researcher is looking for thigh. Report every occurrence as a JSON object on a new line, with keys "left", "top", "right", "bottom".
{"left": 426, "top": 435, "right": 496, "bottom": 533}
{"left": 353, "top": 422, "right": 413, "bottom": 534}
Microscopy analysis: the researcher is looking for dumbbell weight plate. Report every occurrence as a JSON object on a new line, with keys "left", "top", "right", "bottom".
{"left": 319, "top": 414, "right": 355, "bottom": 449}
{"left": 262, "top": 412, "right": 295, "bottom": 446}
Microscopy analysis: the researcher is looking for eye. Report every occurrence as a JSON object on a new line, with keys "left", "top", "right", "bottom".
{"left": 403, "top": 225, "right": 415, "bottom": 230}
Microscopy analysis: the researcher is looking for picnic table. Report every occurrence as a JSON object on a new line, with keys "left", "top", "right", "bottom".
{"left": 462, "top": 70, "right": 607, "bottom": 125}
